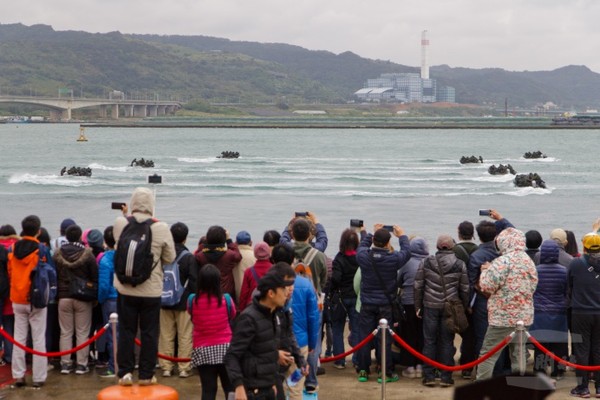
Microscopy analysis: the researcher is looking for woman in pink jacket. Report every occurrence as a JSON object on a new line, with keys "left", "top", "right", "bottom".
{"left": 188, "top": 264, "right": 236, "bottom": 400}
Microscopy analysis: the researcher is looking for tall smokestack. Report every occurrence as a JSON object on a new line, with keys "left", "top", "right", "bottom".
{"left": 421, "top": 30, "right": 429, "bottom": 79}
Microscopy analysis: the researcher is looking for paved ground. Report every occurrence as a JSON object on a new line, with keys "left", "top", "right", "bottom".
{"left": 0, "top": 358, "right": 580, "bottom": 400}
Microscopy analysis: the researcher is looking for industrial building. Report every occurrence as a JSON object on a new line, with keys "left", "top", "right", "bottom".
{"left": 354, "top": 31, "right": 456, "bottom": 104}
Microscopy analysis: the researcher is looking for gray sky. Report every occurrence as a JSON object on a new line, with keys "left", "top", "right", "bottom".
{"left": 4, "top": 0, "right": 600, "bottom": 73}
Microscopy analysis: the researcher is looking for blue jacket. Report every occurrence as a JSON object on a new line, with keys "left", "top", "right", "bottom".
{"left": 98, "top": 250, "right": 118, "bottom": 304}
{"left": 280, "top": 222, "right": 328, "bottom": 253}
{"left": 534, "top": 240, "right": 567, "bottom": 313}
{"left": 291, "top": 275, "right": 320, "bottom": 350}
{"left": 357, "top": 233, "right": 411, "bottom": 306}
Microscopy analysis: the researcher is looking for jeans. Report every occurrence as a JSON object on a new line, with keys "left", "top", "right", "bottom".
{"left": 331, "top": 297, "right": 359, "bottom": 366}
{"left": 422, "top": 307, "right": 455, "bottom": 381}
{"left": 117, "top": 294, "right": 161, "bottom": 379}
{"left": 357, "top": 303, "right": 393, "bottom": 376}
{"left": 101, "top": 299, "right": 118, "bottom": 372}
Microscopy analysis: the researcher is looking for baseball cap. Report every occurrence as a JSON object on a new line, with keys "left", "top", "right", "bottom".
{"left": 236, "top": 230, "right": 252, "bottom": 245}
{"left": 550, "top": 228, "right": 567, "bottom": 245}
{"left": 257, "top": 271, "right": 294, "bottom": 295}
{"left": 583, "top": 233, "right": 600, "bottom": 252}
{"left": 436, "top": 234, "right": 455, "bottom": 250}
{"left": 60, "top": 218, "right": 76, "bottom": 235}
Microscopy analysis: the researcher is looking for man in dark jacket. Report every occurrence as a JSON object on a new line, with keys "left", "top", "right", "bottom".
{"left": 414, "top": 235, "right": 469, "bottom": 387}
{"left": 356, "top": 224, "right": 411, "bottom": 383}
{"left": 225, "top": 269, "right": 293, "bottom": 400}
{"left": 158, "top": 222, "right": 198, "bottom": 378}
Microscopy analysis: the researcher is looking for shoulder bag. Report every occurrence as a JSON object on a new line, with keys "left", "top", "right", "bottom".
{"left": 434, "top": 259, "right": 468, "bottom": 334}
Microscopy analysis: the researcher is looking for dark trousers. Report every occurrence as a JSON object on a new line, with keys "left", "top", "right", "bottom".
{"left": 398, "top": 304, "right": 423, "bottom": 367}
{"left": 357, "top": 303, "right": 393, "bottom": 376}
{"left": 117, "top": 294, "right": 160, "bottom": 379}
{"left": 197, "top": 364, "right": 233, "bottom": 400}
{"left": 572, "top": 313, "right": 600, "bottom": 388}
{"left": 459, "top": 311, "right": 476, "bottom": 369}
{"left": 422, "top": 307, "right": 455, "bottom": 381}
{"left": 331, "top": 297, "right": 360, "bottom": 366}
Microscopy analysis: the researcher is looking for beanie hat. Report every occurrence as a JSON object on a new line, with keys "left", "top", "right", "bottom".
{"left": 86, "top": 229, "right": 104, "bottom": 249}
{"left": 583, "top": 233, "right": 600, "bottom": 252}
{"left": 254, "top": 241, "right": 271, "bottom": 260}
{"left": 373, "top": 229, "right": 391, "bottom": 247}
{"left": 550, "top": 228, "right": 567, "bottom": 245}
{"left": 436, "top": 234, "right": 455, "bottom": 250}
{"left": 60, "top": 218, "right": 76, "bottom": 235}
{"left": 236, "top": 230, "right": 252, "bottom": 245}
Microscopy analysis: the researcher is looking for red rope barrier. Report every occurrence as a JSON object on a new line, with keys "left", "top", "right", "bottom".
{"left": 134, "top": 337, "right": 191, "bottom": 362}
{"left": 0, "top": 325, "right": 108, "bottom": 358}
{"left": 528, "top": 334, "right": 600, "bottom": 372}
{"left": 320, "top": 332, "right": 377, "bottom": 363}
{"left": 390, "top": 329, "right": 512, "bottom": 372}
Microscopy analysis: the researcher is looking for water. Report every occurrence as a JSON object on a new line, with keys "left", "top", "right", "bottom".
{"left": 1, "top": 123, "right": 598, "bottom": 256}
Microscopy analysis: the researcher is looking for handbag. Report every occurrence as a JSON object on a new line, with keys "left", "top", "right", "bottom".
{"left": 369, "top": 253, "right": 406, "bottom": 323}
{"left": 434, "top": 260, "right": 468, "bottom": 334}
{"left": 68, "top": 269, "right": 97, "bottom": 302}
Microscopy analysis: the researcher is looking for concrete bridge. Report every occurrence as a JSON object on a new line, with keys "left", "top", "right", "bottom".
{"left": 0, "top": 95, "right": 183, "bottom": 121}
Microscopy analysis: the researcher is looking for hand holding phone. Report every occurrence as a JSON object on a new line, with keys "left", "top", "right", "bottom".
{"left": 111, "top": 202, "right": 126, "bottom": 210}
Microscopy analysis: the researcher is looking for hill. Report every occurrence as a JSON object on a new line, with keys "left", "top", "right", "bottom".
{"left": 2, "top": 23, "right": 600, "bottom": 109}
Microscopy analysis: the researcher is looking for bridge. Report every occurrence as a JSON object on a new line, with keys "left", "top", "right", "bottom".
{"left": 0, "top": 95, "right": 183, "bottom": 121}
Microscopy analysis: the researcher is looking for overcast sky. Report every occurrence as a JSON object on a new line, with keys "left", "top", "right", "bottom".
{"left": 4, "top": 0, "right": 600, "bottom": 73}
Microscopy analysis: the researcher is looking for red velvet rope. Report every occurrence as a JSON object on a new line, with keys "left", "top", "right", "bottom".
{"left": 528, "top": 334, "right": 600, "bottom": 371}
{"left": 320, "top": 332, "right": 377, "bottom": 363}
{"left": 0, "top": 325, "right": 108, "bottom": 357}
{"left": 390, "top": 329, "right": 512, "bottom": 371}
{"left": 134, "top": 337, "right": 191, "bottom": 362}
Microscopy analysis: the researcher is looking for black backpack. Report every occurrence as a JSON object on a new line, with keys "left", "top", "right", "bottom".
{"left": 115, "top": 216, "right": 156, "bottom": 286}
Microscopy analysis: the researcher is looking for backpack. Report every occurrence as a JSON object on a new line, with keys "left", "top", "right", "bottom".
{"left": 114, "top": 216, "right": 156, "bottom": 286}
{"left": 29, "top": 244, "right": 57, "bottom": 309}
{"left": 0, "top": 246, "right": 10, "bottom": 300}
{"left": 161, "top": 249, "right": 190, "bottom": 307}
{"left": 293, "top": 247, "right": 324, "bottom": 309}
{"left": 187, "top": 292, "right": 234, "bottom": 325}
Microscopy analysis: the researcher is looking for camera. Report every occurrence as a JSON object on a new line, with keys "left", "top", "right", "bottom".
{"left": 111, "top": 202, "right": 126, "bottom": 210}
{"left": 383, "top": 225, "right": 394, "bottom": 232}
{"left": 350, "top": 219, "right": 364, "bottom": 228}
{"left": 478, "top": 209, "right": 491, "bottom": 216}
{"left": 295, "top": 212, "right": 308, "bottom": 217}
{"left": 148, "top": 174, "right": 162, "bottom": 184}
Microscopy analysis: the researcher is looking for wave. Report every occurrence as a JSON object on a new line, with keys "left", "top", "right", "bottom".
{"left": 178, "top": 157, "right": 218, "bottom": 164}
{"left": 8, "top": 173, "right": 95, "bottom": 187}
{"left": 472, "top": 174, "right": 515, "bottom": 183}
{"left": 88, "top": 163, "right": 129, "bottom": 172}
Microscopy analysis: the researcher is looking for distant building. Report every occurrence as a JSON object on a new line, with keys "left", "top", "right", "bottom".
{"left": 437, "top": 86, "right": 455, "bottom": 103}
{"left": 354, "top": 72, "right": 453, "bottom": 104}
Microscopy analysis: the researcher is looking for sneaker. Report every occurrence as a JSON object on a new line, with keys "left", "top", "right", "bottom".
{"left": 0, "top": 358, "right": 6, "bottom": 366}
{"left": 14, "top": 377, "right": 26, "bottom": 388}
{"left": 416, "top": 365, "right": 423, "bottom": 378}
{"left": 32, "top": 381, "right": 44, "bottom": 388}
{"left": 179, "top": 369, "right": 191, "bottom": 378}
{"left": 333, "top": 363, "right": 346, "bottom": 370}
{"left": 75, "top": 365, "right": 90, "bottom": 375}
{"left": 60, "top": 363, "right": 72, "bottom": 375}
{"left": 99, "top": 370, "right": 116, "bottom": 379}
{"left": 316, "top": 366, "right": 326, "bottom": 376}
{"left": 358, "top": 370, "right": 369, "bottom": 382}
{"left": 570, "top": 385, "right": 591, "bottom": 398}
{"left": 461, "top": 370, "right": 472, "bottom": 380}
{"left": 422, "top": 378, "right": 436, "bottom": 387}
{"left": 162, "top": 369, "right": 173, "bottom": 377}
{"left": 595, "top": 388, "right": 600, "bottom": 399}
{"left": 402, "top": 367, "right": 416, "bottom": 378}
{"left": 440, "top": 378, "right": 455, "bottom": 387}
{"left": 304, "top": 385, "right": 318, "bottom": 394}
{"left": 378, "top": 373, "right": 400, "bottom": 383}
{"left": 139, "top": 375, "right": 157, "bottom": 386}
{"left": 118, "top": 372, "right": 133, "bottom": 387}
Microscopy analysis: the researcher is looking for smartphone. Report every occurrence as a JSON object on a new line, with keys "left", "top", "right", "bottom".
{"left": 148, "top": 174, "right": 162, "bottom": 184}
{"left": 111, "top": 202, "right": 126, "bottom": 210}
{"left": 383, "top": 225, "right": 394, "bottom": 232}
{"left": 350, "top": 219, "right": 364, "bottom": 228}
{"left": 295, "top": 212, "right": 308, "bottom": 217}
{"left": 478, "top": 209, "right": 491, "bottom": 216}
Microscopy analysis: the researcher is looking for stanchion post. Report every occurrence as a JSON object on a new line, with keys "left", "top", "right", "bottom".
{"left": 516, "top": 320, "right": 525, "bottom": 376}
{"left": 110, "top": 312, "right": 119, "bottom": 375}
{"left": 379, "top": 318, "right": 388, "bottom": 400}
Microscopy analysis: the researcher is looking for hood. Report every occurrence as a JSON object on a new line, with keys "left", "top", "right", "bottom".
{"left": 409, "top": 237, "right": 429, "bottom": 257}
{"left": 13, "top": 238, "right": 39, "bottom": 259}
{"left": 539, "top": 240, "right": 559, "bottom": 264}
{"left": 130, "top": 187, "right": 154, "bottom": 216}
{"left": 496, "top": 227, "right": 526, "bottom": 255}
{"left": 55, "top": 243, "right": 92, "bottom": 268}
{"left": 435, "top": 250, "right": 459, "bottom": 273}
{"left": 293, "top": 242, "right": 312, "bottom": 259}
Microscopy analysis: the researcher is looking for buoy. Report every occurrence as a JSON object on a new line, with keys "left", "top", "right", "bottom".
{"left": 77, "top": 127, "right": 88, "bottom": 142}
{"left": 97, "top": 384, "right": 178, "bottom": 400}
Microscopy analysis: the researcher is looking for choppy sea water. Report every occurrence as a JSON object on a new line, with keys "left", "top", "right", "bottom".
{"left": 1, "top": 123, "right": 598, "bottom": 256}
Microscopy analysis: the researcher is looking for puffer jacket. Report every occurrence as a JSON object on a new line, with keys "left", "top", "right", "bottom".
{"left": 414, "top": 250, "right": 469, "bottom": 310}
{"left": 568, "top": 252, "right": 600, "bottom": 314}
{"left": 534, "top": 240, "right": 567, "bottom": 313}
{"left": 479, "top": 228, "right": 538, "bottom": 327}
{"left": 290, "top": 275, "right": 319, "bottom": 350}
{"left": 113, "top": 187, "right": 176, "bottom": 298}
{"left": 398, "top": 237, "right": 429, "bottom": 305}
{"left": 97, "top": 250, "right": 118, "bottom": 304}
{"left": 357, "top": 233, "right": 411, "bottom": 306}
{"left": 224, "top": 297, "right": 281, "bottom": 391}
{"left": 533, "top": 243, "right": 573, "bottom": 268}
{"left": 54, "top": 242, "right": 98, "bottom": 300}
{"left": 196, "top": 240, "right": 242, "bottom": 301}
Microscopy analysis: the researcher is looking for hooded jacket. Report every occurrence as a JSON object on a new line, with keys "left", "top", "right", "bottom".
{"left": 568, "top": 252, "right": 600, "bottom": 314}
{"left": 196, "top": 240, "right": 242, "bottom": 301}
{"left": 293, "top": 242, "right": 327, "bottom": 294}
{"left": 398, "top": 237, "right": 429, "bottom": 305}
{"left": 7, "top": 236, "right": 52, "bottom": 305}
{"left": 54, "top": 242, "right": 98, "bottom": 300}
{"left": 533, "top": 242, "right": 573, "bottom": 268}
{"left": 113, "top": 187, "right": 176, "bottom": 298}
{"left": 534, "top": 240, "right": 567, "bottom": 313}
{"left": 414, "top": 250, "right": 469, "bottom": 310}
{"left": 479, "top": 228, "right": 538, "bottom": 327}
